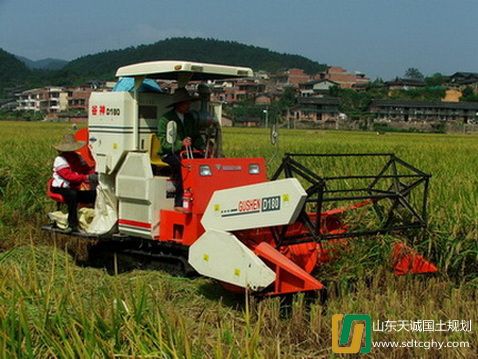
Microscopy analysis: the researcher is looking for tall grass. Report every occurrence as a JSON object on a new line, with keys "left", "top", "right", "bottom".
{"left": 223, "top": 128, "right": 478, "bottom": 283}
{"left": 0, "top": 121, "right": 477, "bottom": 357}
{"left": 0, "top": 246, "right": 476, "bottom": 358}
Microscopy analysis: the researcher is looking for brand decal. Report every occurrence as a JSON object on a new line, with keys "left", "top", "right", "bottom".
{"left": 221, "top": 195, "right": 281, "bottom": 217}
{"left": 222, "top": 165, "right": 242, "bottom": 171}
{"left": 214, "top": 164, "right": 242, "bottom": 171}
{"left": 91, "top": 105, "right": 121, "bottom": 116}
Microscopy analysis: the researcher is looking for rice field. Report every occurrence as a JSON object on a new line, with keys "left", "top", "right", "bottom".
{"left": 0, "top": 121, "right": 476, "bottom": 358}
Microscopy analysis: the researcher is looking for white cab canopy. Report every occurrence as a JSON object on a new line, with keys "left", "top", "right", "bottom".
{"left": 90, "top": 60, "right": 254, "bottom": 174}
{"left": 116, "top": 60, "right": 254, "bottom": 81}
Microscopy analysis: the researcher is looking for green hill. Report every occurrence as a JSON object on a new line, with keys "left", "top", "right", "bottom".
{"left": 0, "top": 49, "right": 32, "bottom": 97}
{"left": 63, "top": 37, "right": 326, "bottom": 80}
{"left": 1, "top": 38, "right": 326, "bottom": 98}
{"left": 0, "top": 49, "right": 30, "bottom": 81}
{"left": 16, "top": 56, "right": 68, "bottom": 70}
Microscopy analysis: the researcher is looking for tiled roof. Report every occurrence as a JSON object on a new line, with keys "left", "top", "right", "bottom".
{"left": 298, "top": 96, "right": 340, "bottom": 105}
{"left": 370, "top": 99, "right": 478, "bottom": 110}
{"left": 385, "top": 78, "right": 425, "bottom": 87}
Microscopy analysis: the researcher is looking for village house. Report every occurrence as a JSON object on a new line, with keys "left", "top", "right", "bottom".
{"left": 271, "top": 68, "right": 311, "bottom": 88}
{"left": 385, "top": 78, "right": 426, "bottom": 92}
{"left": 66, "top": 86, "right": 95, "bottom": 112}
{"left": 210, "top": 79, "right": 265, "bottom": 104}
{"left": 448, "top": 72, "right": 478, "bottom": 93}
{"left": 0, "top": 99, "right": 16, "bottom": 111}
{"left": 16, "top": 88, "right": 41, "bottom": 111}
{"left": 233, "top": 115, "right": 262, "bottom": 127}
{"left": 16, "top": 87, "right": 68, "bottom": 113}
{"left": 315, "top": 66, "right": 369, "bottom": 89}
{"left": 299, "top": 79, "right": 338, "bottom": 97}
{"left": 16, "top": 83, "right": 112, "bottom": 114}
{"left": 290, "top": 97, "right": 341, "bottom": 127}
{"left": 370, "top": 99, "right": 478, "bottom": 124}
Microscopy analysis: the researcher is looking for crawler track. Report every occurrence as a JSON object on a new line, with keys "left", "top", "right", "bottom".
{"left": 42, "top": 225, "right": 195, "bottom": 275}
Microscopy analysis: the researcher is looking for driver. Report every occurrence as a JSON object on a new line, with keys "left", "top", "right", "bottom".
{"left": 157, "top": 88, "right": 205, "bottom": 212}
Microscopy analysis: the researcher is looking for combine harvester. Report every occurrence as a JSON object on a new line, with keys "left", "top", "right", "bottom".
{"left": 44, "top": 61, "right": 437, "bottom": 296}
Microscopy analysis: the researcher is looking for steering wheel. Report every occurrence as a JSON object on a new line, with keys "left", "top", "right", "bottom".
{"left": 180, "top": 148, "right": 205, "bottom": 159}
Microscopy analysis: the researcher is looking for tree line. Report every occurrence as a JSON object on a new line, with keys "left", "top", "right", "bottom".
{"left": 0, "top": 37, "right": 327, "bottom": 98}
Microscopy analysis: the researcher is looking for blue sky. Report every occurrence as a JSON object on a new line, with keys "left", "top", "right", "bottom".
{"left": 0, "top": 0, "right": 477, "bottom": 79}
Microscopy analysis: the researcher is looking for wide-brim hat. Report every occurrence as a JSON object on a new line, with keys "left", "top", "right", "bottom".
{"left": 53, "top": 134, "right": 86, "bottom": 152}
{"left": 167, "top": 88, "right": 200, "bottom": 107}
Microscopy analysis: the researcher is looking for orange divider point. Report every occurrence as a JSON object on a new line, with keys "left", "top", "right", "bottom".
{"left": 392, "top": 242, "right": 438, "bottom": 275}
{"left": 254, "top": 242, "right": 324, "bottom": 295}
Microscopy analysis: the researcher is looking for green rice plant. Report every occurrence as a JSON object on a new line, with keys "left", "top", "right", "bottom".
{"left": 0, "top": 122, "right": 477, "bottom": 357}
{"left": 0, "top": 245, "right": 476, "bottom": 357}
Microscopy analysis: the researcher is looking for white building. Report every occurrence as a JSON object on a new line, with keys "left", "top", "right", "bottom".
{"left": 16, "top": 87, "right": 68, "bottom": 113}
{"left": 299, "top": 80, "right": 339, "bottom": 97}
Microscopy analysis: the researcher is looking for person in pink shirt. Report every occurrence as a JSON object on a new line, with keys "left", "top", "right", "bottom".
{"left": 51, "top": 134, "right": 97, "bottom": 232}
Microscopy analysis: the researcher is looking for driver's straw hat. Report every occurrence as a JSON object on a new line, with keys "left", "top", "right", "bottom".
{"left": 167, "top": 88, "right": 200, "bottom": 107}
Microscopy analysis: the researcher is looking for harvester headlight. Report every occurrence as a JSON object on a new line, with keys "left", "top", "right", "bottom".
{"left": 249, "top": 164, "right": 260, "bottom": 174}
{"left": 199, "top": 165, "right": 212, "bottom": 176}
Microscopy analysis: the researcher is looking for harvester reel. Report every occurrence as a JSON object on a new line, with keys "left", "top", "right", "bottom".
{"left": 271, "top": 153, "right": 431, "bottom": 244}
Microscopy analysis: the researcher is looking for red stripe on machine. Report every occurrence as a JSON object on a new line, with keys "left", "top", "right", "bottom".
{"left": 118, "top": 219, "right": 151, "bottom": 229}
